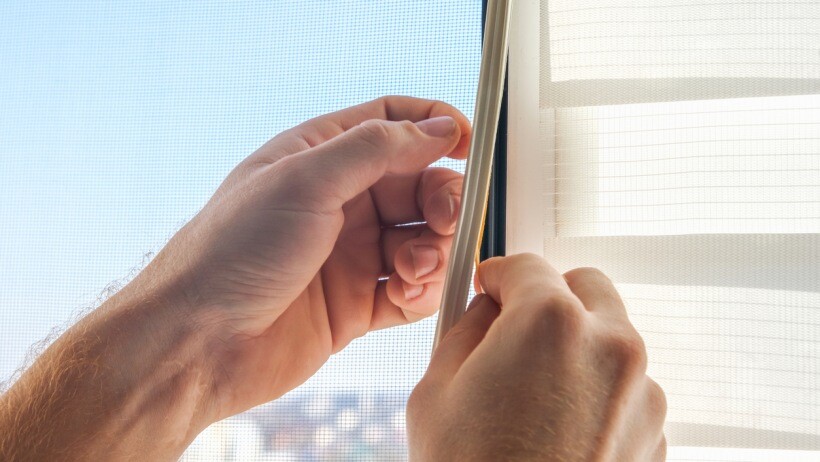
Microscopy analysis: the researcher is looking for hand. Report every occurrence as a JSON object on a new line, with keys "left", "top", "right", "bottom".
{"left": 136, "top": 96, "right": 471, "bottom": 420}
{"left": 407, "top": 254, "right": 667, "bottom": 461}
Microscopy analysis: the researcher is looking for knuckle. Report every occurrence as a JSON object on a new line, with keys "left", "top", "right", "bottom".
{"left": 356, "top": 119, "right": 393, "bottom": 146}
{"left": 397, "top": 119, "right": 417, "bottom": 133}
{"left": 373, "top": 95, "right": 390, "bottom": 107}
{"left": 538, "top": 294, "right": 585, "bottom": 316}
{"left": 606, "top": 332, "right": 648, "bottom": 375}
{"left": 524, "top": 297, "right": 586, "bottom": 345}
{"left": 406, "top": 387, "right": 422, "bottom": 415}
{"left": 407, "top": 380, "right": 435, "bottom": 421}
{"left": 646, "top": 379, "right": 668, "bottom": 422}
{"left": 499, "top": 253, "right": 552, "bottom": 280}
{"left": 510, "top": 252, "right": 545, "bottom": 267}
{"left": 376, "top": 94, "right": 396, "bottom": 107}
{"left": 563, "top": 266, "right": 608, "bottom": 286}
{"left": 260, "top": 155, "right": 301, "bottom": 189}
{"left": 270, "top": 151, "right": 303, "bottom": 175}
{"left": 268, "top": 155, "right": 324, "bottom": 197}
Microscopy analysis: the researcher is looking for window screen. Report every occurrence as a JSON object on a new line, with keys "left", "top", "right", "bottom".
{"left": 507, "top": 0, "right": 819, "bottom": 460}
{"left": 0, "top": 1, "right": 480, "bottom": 460}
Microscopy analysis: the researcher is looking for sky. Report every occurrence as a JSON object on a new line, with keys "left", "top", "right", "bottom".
{"left": 0, "top": 0, "right": 481, "bottom": 388}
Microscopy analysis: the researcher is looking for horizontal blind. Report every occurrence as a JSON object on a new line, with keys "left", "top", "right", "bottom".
{"left": 554, "top": 94, "right": 820, "bottom": 236}
{"left": 522, "top": 0, "right": 820, "bottom": 455}
{"left": 548, "top": 0, "right": 820, "bottom": 81}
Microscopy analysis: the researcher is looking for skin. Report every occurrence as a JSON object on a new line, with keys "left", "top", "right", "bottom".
{"left": 0, "top": 96, "right": 666, "bottom": 461}
{"left": 408, "top": 254, "right": 667, "bottom": 461}
{"left": 0, "top": 96, "right": 470, "bottom": 461}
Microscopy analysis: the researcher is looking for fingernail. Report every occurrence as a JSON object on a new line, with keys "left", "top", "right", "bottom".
{"left": 448, "top": 192, "right": 459, "bottom": 222}
{"left": 411, "top": 245, "right": 440, "bottom": 279}
{"left": 403, "top": 281, "right": 424, "bottom": 301}
{"left": 415, "top": 116, "right": 456, "bottom": 138}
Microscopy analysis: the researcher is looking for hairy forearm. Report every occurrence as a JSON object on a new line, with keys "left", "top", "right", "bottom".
{"left": 0, "top": 276, "right": 216, "bottom": 461}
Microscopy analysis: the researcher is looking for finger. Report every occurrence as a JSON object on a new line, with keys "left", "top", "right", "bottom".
{"left": 381, "top": 225, "right": 425, "bottom": 275}
{"left": 393, "top": 231, "right": 453, "bottom": 285}
{"left": 370, "top": 167, "right": 463, "bottom": 231}
{"left": 385, "top": 272, "right": 443, "bottom": 319}
{"left": 563, "top": 267, "right": 629, "bottom": 319}
{"left": 370, "top": 279, "right": 435, "bottom": 331}
{"left": 425, "top": 295, "right": 500, "bottom": 382}
{"left": 287, "top": 96, "right": 472, "bottom": 158}
{"left": 420, "top": 173, "right": 462, "bottom": 236}
{"left": 381, "top": 225, "right": 453, "bottom": 278}
{"left": 477, "top": 253, "right": 578, "bottom": 313}
{"left": 275, "top": 117, "right": 462, "bottom": 213}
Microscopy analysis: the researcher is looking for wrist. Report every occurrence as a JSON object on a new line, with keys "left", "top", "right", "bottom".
{"left": 0, "top": 272, "right": 221, "bottom": 461}
{"left": 87, "top": 275, "right": 222, "bottom": 456}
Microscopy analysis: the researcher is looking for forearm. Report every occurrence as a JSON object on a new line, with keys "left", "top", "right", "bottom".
{"left": 0, "top": 274, "right": 216, "bottom": 461}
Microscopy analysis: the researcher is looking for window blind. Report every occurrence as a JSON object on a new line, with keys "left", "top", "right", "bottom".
{"left": 507, "top": 0, "right": 820, "bottom": 459}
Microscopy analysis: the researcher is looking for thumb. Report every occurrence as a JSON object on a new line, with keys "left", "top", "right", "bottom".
{"left": 424, "top": 294, "right": 500, "bottom": 385}
{"left": 287, "top": 116, "right": 461, "bottom": 211}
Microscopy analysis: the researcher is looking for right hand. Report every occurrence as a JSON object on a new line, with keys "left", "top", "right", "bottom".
{"left": 407, "top": 254, "right": 667, "bottom": 461}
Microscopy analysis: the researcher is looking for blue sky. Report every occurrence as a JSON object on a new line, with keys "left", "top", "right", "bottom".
{"left": 0, "top": 0, "right": 480, "bottom": 387}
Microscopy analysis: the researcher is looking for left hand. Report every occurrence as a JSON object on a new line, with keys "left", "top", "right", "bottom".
{"left": 133, "top": 96, "right": 470, "bottom": 421}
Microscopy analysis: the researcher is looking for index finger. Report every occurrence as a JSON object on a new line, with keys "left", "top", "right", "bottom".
{"left": 477, "top": 253, "right": 580, "bottom": 313}
{"left": 288, "top": 96, "right": 472, "bottom": 158}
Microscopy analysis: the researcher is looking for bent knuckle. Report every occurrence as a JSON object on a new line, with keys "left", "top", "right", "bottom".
{"left": 607, "top": 333, "right": 648, "bottom": 374}
{"left": 563, "top": 266, "right": 609, "bottom": 286}
{"left": 376, "top": 94, "right": 399, "bottom": 107}
{"left": 270, "top": 151, "right": 304, "bottom": 175}
{"left": 267, "top": 155, "right": 329, "bottom": 200}
{"left": 396, "top": 119, "right": 417, "bottom": 133}
{"left": 646, "top": 379, "right": 668, "bottom": 422}
{"left": 356, "top": 119, "right": 393, "bottom": 146}
{"left": 497, "top": 253, "right": 553, "bottom": 281}
{"left": 264, "top": 154, "right": 308, "bottom": 189}
{"left": 524, "top": 297, "right": 586, "bottom": 345}
{"left": 407, "top": 380, "right": 435, "bottom": 421}
{"left": 510, "top": 252, "right": 546, "bottom": 268}
{"left": 538, "top": 294, "right": 584, "bottom": 317}
{"left": 406, "top": 387, "right": 422, "bottom": 414}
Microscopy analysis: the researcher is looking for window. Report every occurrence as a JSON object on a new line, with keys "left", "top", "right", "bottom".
{"left": 0, "top": 2, "right": 480, "bottom": 460}
{"left": 506, "top": 0, "right": 820, "bottom": 460}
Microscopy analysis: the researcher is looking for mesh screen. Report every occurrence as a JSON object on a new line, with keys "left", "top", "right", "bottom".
{"left": 0, "top": 1, "right": 480, "bottom": 460}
